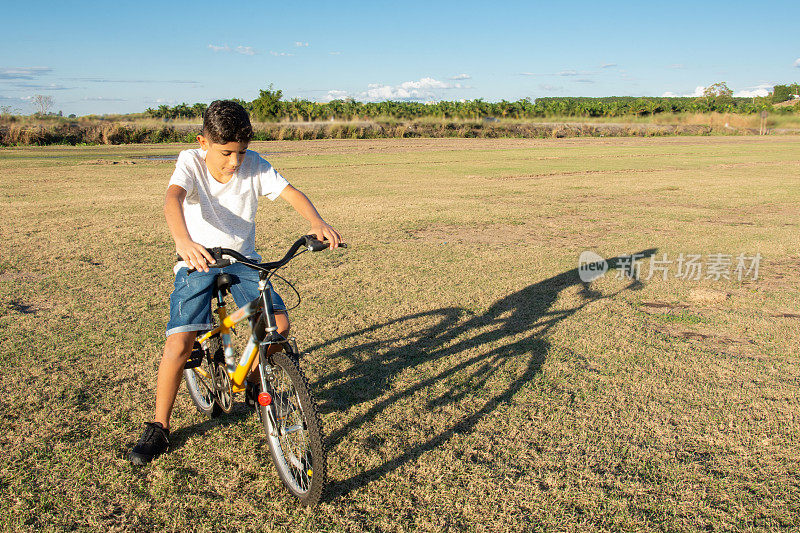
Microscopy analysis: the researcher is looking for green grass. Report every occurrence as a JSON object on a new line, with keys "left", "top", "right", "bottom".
{"left": 1, "top": 136, "right": 799, "bottom": 531}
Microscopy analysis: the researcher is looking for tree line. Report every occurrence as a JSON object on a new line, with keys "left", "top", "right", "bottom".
{"left": 145, "top": 82, "right": 799, "bottom": 122}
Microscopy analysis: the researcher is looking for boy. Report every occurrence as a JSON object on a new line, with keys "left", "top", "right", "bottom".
{"left": 129, "top": 100, "right": 341, "bottom": 465}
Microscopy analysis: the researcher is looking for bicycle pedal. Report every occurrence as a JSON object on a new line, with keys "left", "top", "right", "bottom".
{"left": 184, "top": 342, "right": 204, "bottom": 369}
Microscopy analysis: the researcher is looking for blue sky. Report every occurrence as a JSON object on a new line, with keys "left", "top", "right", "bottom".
{"left": 2, "top": 0, "right": 799, "bottom": 115}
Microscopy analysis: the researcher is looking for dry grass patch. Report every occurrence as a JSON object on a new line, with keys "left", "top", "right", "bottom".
{"left": 1, "top": 136, "right": 799, "bottom": 531}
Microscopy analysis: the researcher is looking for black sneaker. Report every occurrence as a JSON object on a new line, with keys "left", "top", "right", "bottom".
{"left": 129, "top": 422, "right": 170, "bottom": 466}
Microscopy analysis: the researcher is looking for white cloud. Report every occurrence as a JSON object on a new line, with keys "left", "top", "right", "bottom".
{"left": 794, "top": 58, "right": 800, "bottom": 68}
{"left": 526, "top": 69, "right": 596, "bottom": 77}
{"left": 208, "top": 44, "right": 256, "bottom": 55}
{"left": 688, "top": 86, "right": 705, "bottom": 97}
{"left": 144, "top": 98, "right": 180, "bottom": 105}
{"left": 364, "top": 84, "right": 398, "bottom": 100}
{"left": 82, "top": 96, "right": 126, "bottom": 101}
{"left": 600, "top": 63, "right": 617, "bottom": 69}
{"left": 66, "top": 77, "right": 197, "bottom": 84}
{"left": 538, "top": 84, "right": 563, "bottom": 92}
{"left": 376, "top": 78, "right": 446, "bottom": 99}
{"left": 0, "top": 95, "right": 29, "bottom": 107}
{"left": 660, "top": 86, "right": 707, "bottom": 97}
{"left": 450, "top": 73, "right": 471, "bottom": 80}
{"left": 664, "top": 84, "right": 773, "bottom": 98}
{"left": 669, "top": 64, "right": 685, "bottom": 69}
{"left": 295, "top": 41, "right": 309, "bottom": 47}
{"left": 575, "top": 79, "right": 594, "bottom": 83}
{"left": 400, "top": 78, "right": 451, "bottom": 90}
{"left": 329, "top": 77, "right": 464, "bottom": 102}
{"left": 322, "top": 90, "right": 350, "bottom": 102}
{"left": 0, "top": 67, "right": 53, "bottom": 80}
{"left": 329, "top": 51, "right": 341, "bottom": 55}
{"left": 270, "top": 51, "right": 294, "bottom": 57}
{"left": 11, "top": 82, "right": 72, "bottom": 90}
{"left": 734, "top": 84, "right": 773, "bottom": 97}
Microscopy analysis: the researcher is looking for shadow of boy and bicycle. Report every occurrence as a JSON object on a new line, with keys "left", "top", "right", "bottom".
{"left": 167, "top": 249, "right": 655, "bottom": 501}
{"left": 306, "top": 249, "right": 655, "bottom": 500}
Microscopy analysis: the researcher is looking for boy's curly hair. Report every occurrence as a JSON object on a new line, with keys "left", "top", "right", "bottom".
{"left": 202, "top": 100, "right": 253, "bottom": 144}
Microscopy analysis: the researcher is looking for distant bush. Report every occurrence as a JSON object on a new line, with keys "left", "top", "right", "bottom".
{"left": 139, "top": 81, "right": 792, "bottom": 125}
{"left": 145, "top": 103, "right": 207, "bottom": 120}
{"left": 4, "top": 115, "right": 800, "bottom": 146}
{"left": 0, "top": 120, "right": 199, "bottom": 146}
{"left": 772, "top": 84, "right": 800, "bottom": 104}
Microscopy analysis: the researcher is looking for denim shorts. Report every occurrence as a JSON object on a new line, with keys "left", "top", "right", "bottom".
{"left": 166, "top": 262, "right": 286, "bottom": 337}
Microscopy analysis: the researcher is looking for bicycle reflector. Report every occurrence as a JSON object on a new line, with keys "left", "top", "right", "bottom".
{"left": 257, "top": 392, "right": 272, "bottom": 406}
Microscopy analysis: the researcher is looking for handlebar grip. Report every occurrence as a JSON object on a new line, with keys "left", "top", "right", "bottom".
{"left": 307, "top": 240, "right": 328, "bottom": 252}
{"left": 185, "top": 258, "right": 232, "bottom": 274}
{"left": 307, "top": 240, "right": 348, "bottom": 252}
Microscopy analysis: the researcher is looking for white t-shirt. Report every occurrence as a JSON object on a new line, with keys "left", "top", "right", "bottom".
{"left": 168, "top": 148, "right": 289, "bottom": 272}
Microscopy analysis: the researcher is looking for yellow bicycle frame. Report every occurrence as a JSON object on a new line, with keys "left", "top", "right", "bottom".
{"left": 195, "top": 298, "right": 262, "bottom": 392}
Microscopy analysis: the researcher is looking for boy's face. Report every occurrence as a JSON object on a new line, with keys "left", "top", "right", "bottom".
{"left": 197, "top": 135, "right": 248, "bottom": 179}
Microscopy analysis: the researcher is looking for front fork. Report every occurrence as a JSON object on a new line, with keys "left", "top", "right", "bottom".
{"left": 256, "top": 277, "right": 298, "bottom": 437}
{"left": 258, "top": 336, "right": 302, "bottom": 437}
{"left": 258, "top": 336, "right": 283, "bottom": 436}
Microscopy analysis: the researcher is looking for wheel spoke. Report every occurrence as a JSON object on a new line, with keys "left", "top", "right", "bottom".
{"left": 187, "top": 367, "right": 215, "bottom": 410}
{"left": 212, "top": 362, "right": 233, "bottom": 413}
{"left": 260, "top": 350, "right": 324, "bottom": 503}
{"left": 199, "top": 379, "right": 213, "bottom": 404}
{"left": 184, "top": 333, "right": 226, "bottom": 416}
{"left": 273, "top": 366, "right": 312, "bottom": 489}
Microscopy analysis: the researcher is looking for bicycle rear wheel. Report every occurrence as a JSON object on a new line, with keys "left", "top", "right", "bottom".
{"left": 184, "top": 335, "right": 225, "bottom": 417}
{"left": 259, "top": 347, "right": 326, "bottom": 505}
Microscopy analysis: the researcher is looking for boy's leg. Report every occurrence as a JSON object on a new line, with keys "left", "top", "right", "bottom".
{"left": 155, "top": 331, "right": 197, "bottom": 429}
{"left": 131, "top": 267, "right": 214, "bottom": 465}
{"left": 155, "top": 267, "right": 215, "bottom": 428}
{"left": 131, "top": 331, "right": 196, "bottom": 466}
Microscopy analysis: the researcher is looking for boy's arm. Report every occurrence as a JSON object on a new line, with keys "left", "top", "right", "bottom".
{"left": 279, "top": 185, "right": 341, "bottom": 249}
{"left": 165, "top": 184, "right": 215, "bottom": 272}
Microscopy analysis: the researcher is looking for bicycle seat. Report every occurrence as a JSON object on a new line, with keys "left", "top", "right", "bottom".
{"left": 216, "top": 273, "right": 233, "bottom": 292}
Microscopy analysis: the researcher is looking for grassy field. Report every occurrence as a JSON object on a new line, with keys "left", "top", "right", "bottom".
{"left": 1, "top": 136, "right": 799, "bottom": 531}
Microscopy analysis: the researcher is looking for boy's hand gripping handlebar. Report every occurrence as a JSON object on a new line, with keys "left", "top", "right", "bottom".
{"left": 179, "top": 235, "right": 346, "bottom": 274}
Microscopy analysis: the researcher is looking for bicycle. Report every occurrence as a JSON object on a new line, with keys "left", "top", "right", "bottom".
{"left": 180, "top": 235, "right": 344, "bottom": 506}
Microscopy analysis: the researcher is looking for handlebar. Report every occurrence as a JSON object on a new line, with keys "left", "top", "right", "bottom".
{"left": 181, "top": 235, "right": 346, "bottom": 274}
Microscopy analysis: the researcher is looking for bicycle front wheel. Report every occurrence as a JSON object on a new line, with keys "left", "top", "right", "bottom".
{"left": 260, "top": 349, "right": 326, "bottom": 505}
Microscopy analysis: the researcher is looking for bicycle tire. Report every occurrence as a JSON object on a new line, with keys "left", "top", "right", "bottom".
{"left": 259, "top": 347, "right": 326, "bottom": 505}
{"left": 184, "top": 335, "right": 223, "bottom": 418}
